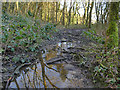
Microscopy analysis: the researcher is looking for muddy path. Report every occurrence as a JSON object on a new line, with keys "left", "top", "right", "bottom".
{"left": 3, "top": 28, "right": 97, "bottom": 88}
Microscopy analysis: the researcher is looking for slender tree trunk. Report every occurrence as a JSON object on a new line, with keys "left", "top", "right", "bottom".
{"left": 88, "top": 1, "right": 94, "bottom": 28}
{"left": 8, "top": 2, "right": 11, "bottom": 13}
{"left": 104, "top": 2, "right": 109, "bottom": 24}
{"left": 52, "top": 2, "right": 55, "bottom": 23}
{"left": 72, "top": 5, "right": 75, "bottom": 24}
{"left": 56, "top": 2, "right": 58, "bottom": 23}
{"left": 83, "top": 8, "right": 86, "bottom": 24}
{"left": 45, "top": 5, "right": 46, "bottom": 22}
{"left": 65, "top": 5, "right": 67, "bottom": 26}
{"left": 40, "top": 2, "right": 43, "bottom": 20}
{"left": 34, "top": 3, "right": 40, "bottom": 19}
{"left": 62, "top": 0, "right": 66, "bottom": 25}
{"left": 83, "top": 3, "right": 87, "bottom": 24}
{"left": 16, "top": 1, "right": 19, "bottom": 12}
{"left": 104, "top": 4, "right": 110, "bottom": 25}
{"left": 68, "top": 0, "right": 72, "bottom": 25}
{"left": 95, "top": 2, "right": 100, "bottom": 23}
{"left": 48, "top": 2, "right": 49, "bottom": 22}
{"left": 77, "top": 14, "right": 79, "bottom": 24}
{"left": 100, "top": 2, "right": 103, "bottom": 24}
{"left": 86, "top": 0, "right": 90, "bottom": 26}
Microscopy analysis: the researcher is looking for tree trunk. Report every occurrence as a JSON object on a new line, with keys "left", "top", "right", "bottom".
{"left": 106, "top": 2, "right": 119, "bottom": 50}
{"left": 72, "top": 5, "right": 75, "bottom": 25}
{"left": 95, "top": 2, "right": 100, "bottom": 23}
{"left": 68, "top": 0, "right": 72, "bottom": 25}
{"left": 52, "top": 2, "right": 55, "bottom": 23}
{"left": 104, "top": 2, "right": 109, "bottom": 24}
{"left": 16, "top": 1, "right": 19, "bottom": 12}
{"left": 88, "top": 1, "right": 94, "bottom": 28}
{"left": 56, "top": 2, "right": 58, "bottom": 23}
{"left": 62, "top": 0, "right": 66, "bottom": 25}
{"left": 44, "top": 2, "right": 47, "bottom": 22}
{"left": 83, "top": 2, "right": 87, "bottom": 24}
{"left": 100, "top": 2, "right": 103, "bottom": 24}
{"left": 40, "top": 2, "right": 43, "bottom": 20}
{"left": 105, "top": 3, "right": 119, "bottom": 80}
{"left": 77, "top": 14, "right": 79, "bottom": 24}
{"left": 118, "top": 2, "right": 120, "bottom": 82}
{"left": 86, "top": 0, "right": 90, "bottom": 26}
{"left": 48, "top": 2, "right": 50, "bottom": 22}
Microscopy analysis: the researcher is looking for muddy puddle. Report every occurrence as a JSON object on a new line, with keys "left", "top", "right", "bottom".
{"left": 8, "top": 41, "right": 93, "bottom": 88}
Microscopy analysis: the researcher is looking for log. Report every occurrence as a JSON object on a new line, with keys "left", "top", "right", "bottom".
{"left": 46, "top": 56, "right": 67, "bottom": 64}
{"left": 67, "top": 47, "right": 86, "bottom": 51}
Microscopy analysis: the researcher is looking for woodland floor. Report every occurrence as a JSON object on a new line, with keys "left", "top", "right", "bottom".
{"left": 2, "top": 28, "right": 101, "bottom": 88}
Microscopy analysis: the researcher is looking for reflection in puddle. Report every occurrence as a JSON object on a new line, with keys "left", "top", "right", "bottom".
{"left": 43, "top": 42, "right": 76, "bottom": 61}
{"left": 8, "top": 42, "right": 77, "bottom": 88}
{"left": 58, "top": 42, "right": 76, "bottom": 51}
{"left": 9, "top": 63, "right": 68, "bottom": 88}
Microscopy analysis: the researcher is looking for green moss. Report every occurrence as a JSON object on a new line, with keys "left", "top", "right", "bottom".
{"left": 106, "top": 21, "right": 118, "bottom": 49}
{"left": 106, "top": 2, "right": 119, "bottom": 50}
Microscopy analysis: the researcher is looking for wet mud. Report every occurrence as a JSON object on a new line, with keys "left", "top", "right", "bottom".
{"left": 3, "top": 29, "right": 96, "bottom": 88}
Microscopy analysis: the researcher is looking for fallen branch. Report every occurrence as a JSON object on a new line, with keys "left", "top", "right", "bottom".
{"left": 46, "top": 56, "right": 67, "bottom": 64}
{"left": 14, "top": 63, "right": 32, "bottom": 75}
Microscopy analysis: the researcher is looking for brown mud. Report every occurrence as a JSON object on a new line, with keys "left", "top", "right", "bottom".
{"left": 2, "top": 28, "right": 99, "bottom": 88}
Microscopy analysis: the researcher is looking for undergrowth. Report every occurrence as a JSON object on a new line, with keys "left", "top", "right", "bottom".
{"left": 1, "top": 12, "right": 58, "bottom": 63}
{"left": 82, "top": 28, "right": 120, "bottom": 88}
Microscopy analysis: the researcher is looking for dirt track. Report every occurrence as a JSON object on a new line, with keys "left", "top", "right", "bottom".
{"left": 3, "top": 28, "right": 99, "bottom": 88}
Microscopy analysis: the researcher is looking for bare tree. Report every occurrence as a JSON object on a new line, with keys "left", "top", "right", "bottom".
{"left": 56, "top": 2, "right": 58, "bottom": 23}
{"left": 62, "top": 0, "right": 66, "bottom": 25}
{"left": 68, "top": 0, "right": 72, "bottom": 25}
{"left": 82, "top": 2, "right": 87, "bottom": 24}
{"left": 88, "top": 1, "right": 94, "bottom": 28}
{"left": 48, "top": 2, "right": 50, "bottom": 22}
{"left": 86, "top": 0, "right": 90, "bottom": 26}
{"left": 95, "top": 1, "right": 100, "bottom": 23}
